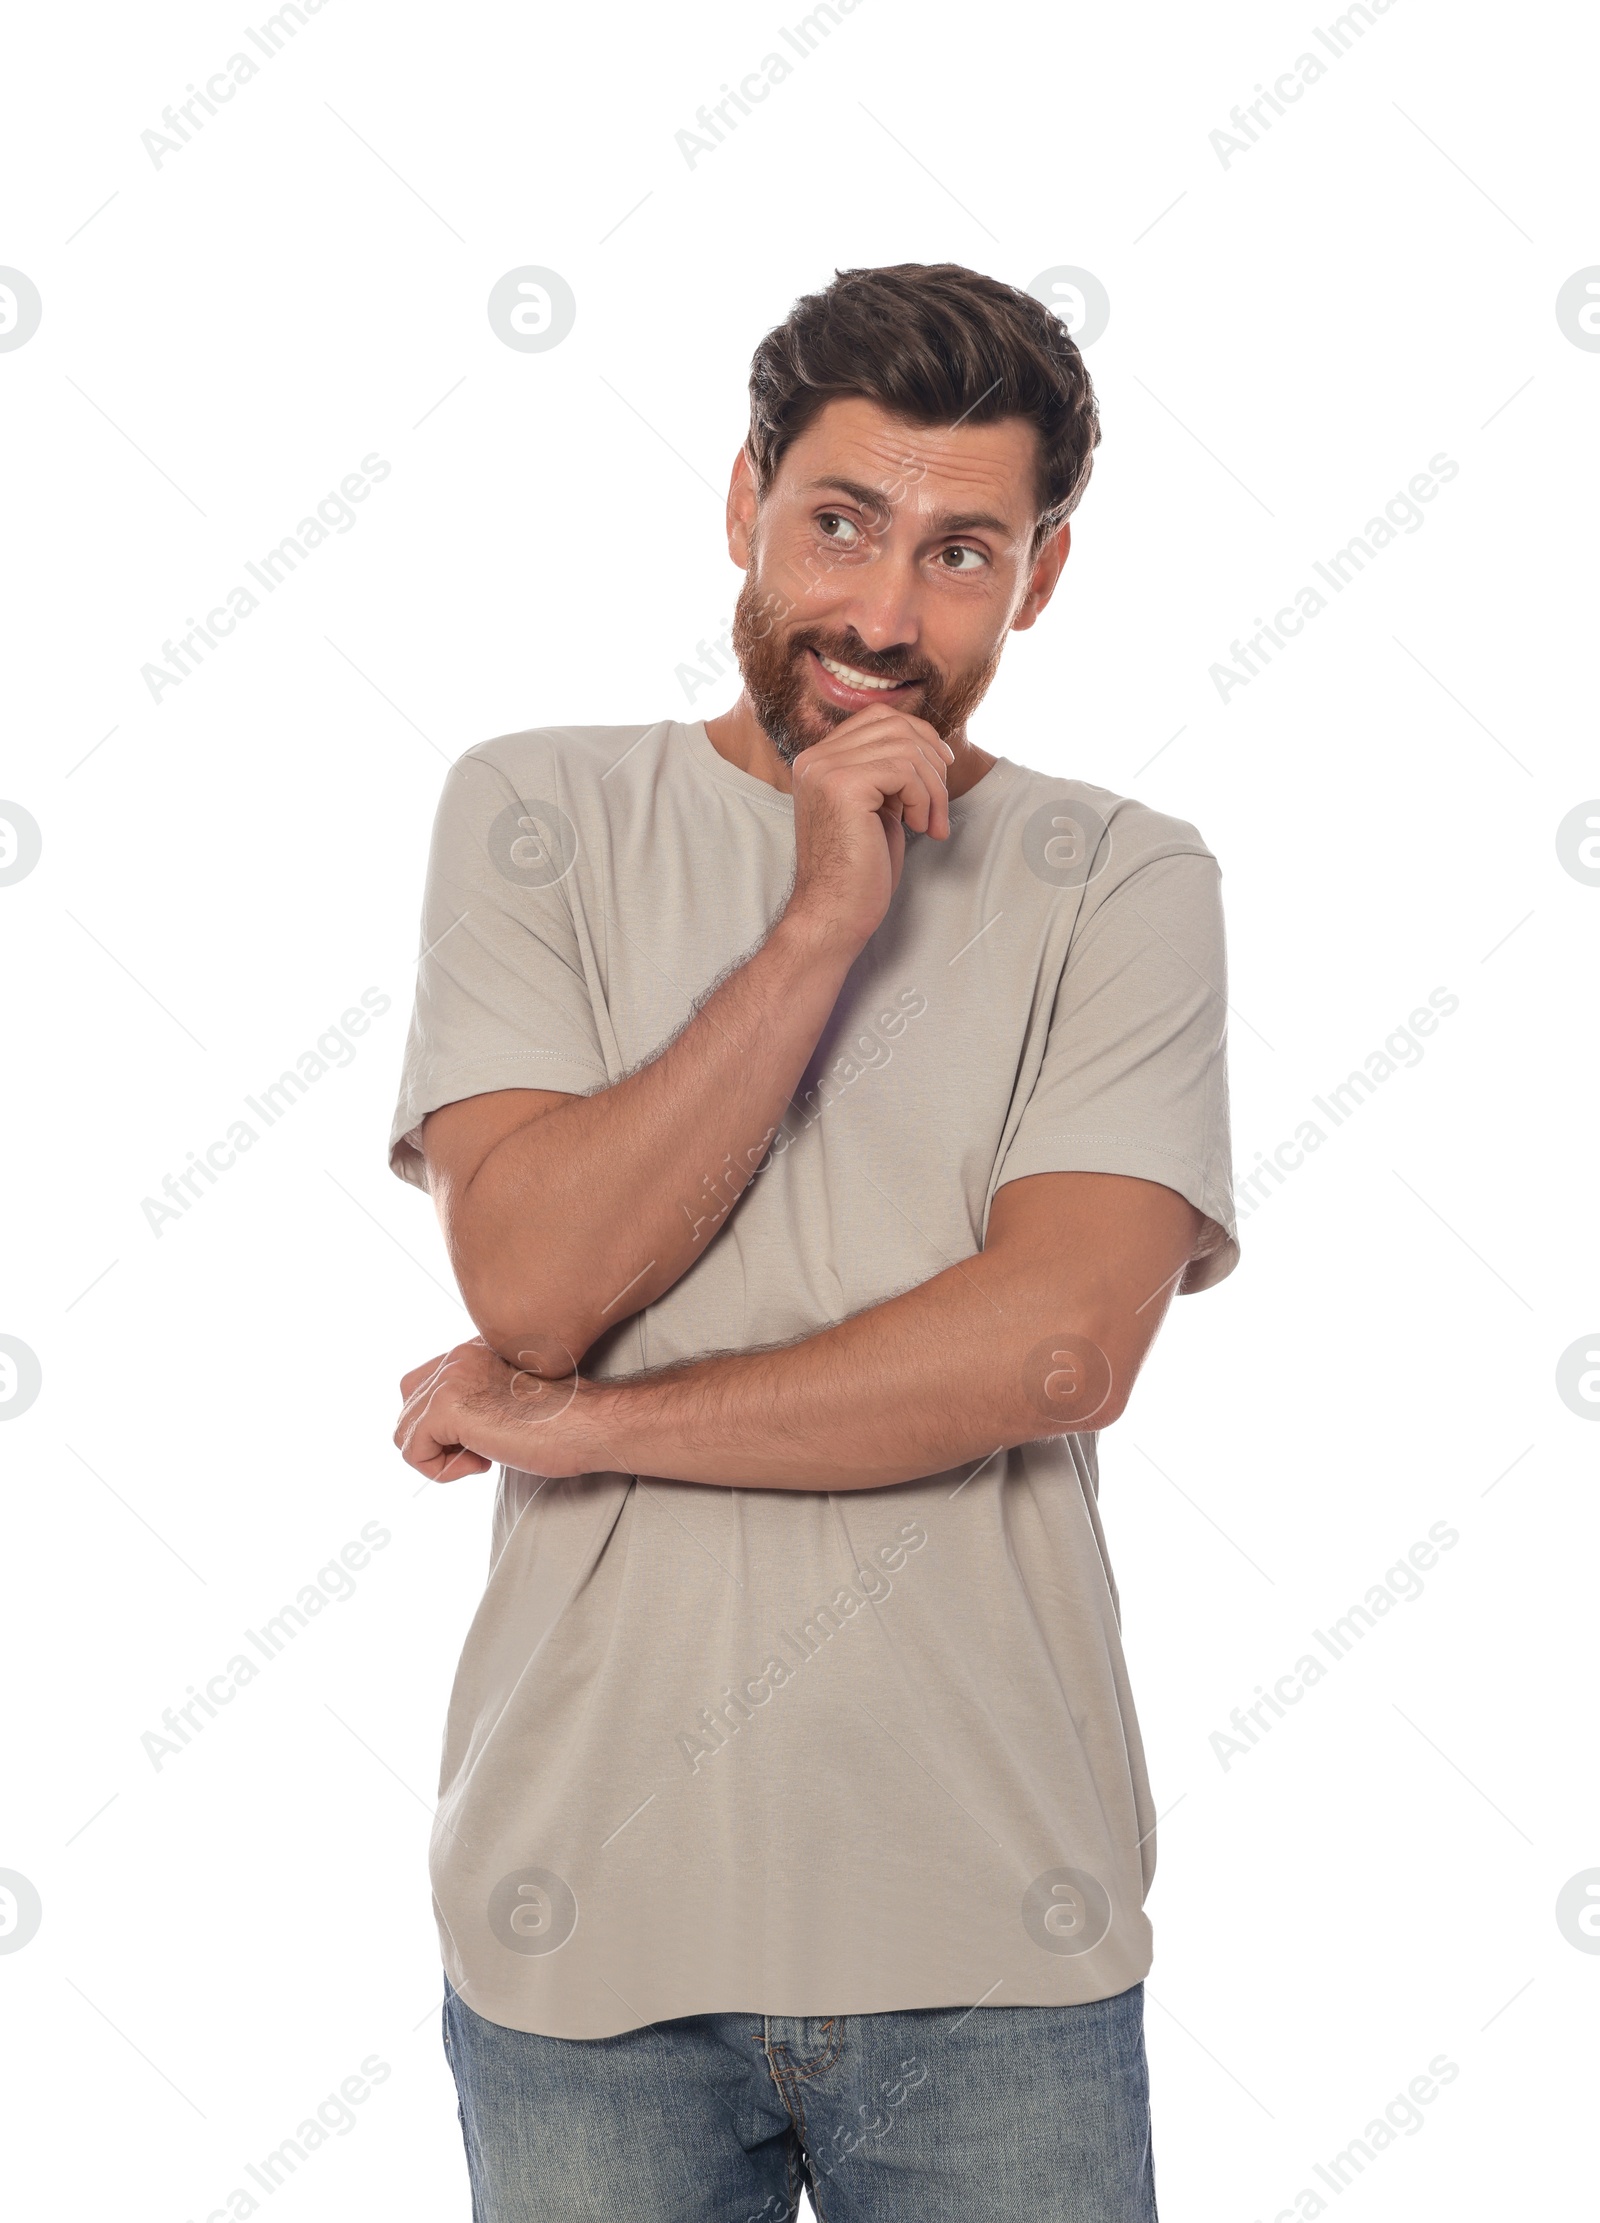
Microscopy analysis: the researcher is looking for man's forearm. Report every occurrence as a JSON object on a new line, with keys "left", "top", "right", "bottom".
{"left": 541, "top": 1246, "right": 1137, "bottom": 1492}
{"left": 394, "top": 1174, "right": 1205, "bottom": 1492}
{"left": 449, "top": 912, "right": 855, "bottom": 1364}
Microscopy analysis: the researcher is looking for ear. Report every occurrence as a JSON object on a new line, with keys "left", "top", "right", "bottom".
{"left": 727, "top": 447, "right": 761, "bottom": 568}
{"left": 1010, "top": 519, "right": 1072, "bottom": 635}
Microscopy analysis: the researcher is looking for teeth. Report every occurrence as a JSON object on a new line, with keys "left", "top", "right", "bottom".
{"left": 818, "top": 652, "right": 903, "bottom": 692}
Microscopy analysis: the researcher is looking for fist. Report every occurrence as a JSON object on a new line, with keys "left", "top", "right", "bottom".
{"left": 394, "top": 1337, "right": 581, "bottom": 1483}
{"left": 785, "top": 703, "right": 955, "bottom": 955}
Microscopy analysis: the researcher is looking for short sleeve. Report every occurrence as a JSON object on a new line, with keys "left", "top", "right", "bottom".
{"left": 387, "top": 749, "right": 612, "bottom": 1190}
{"left": 994, "top": 845, "right": 1239, "bottom": 1293}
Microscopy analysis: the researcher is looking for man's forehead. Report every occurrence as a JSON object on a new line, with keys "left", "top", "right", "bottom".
{"left": 780, "top": 396, "right": 1039, "bottom": 524}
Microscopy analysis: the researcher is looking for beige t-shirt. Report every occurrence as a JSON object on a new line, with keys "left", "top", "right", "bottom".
{"left": 389, "top": 718, "right": 1238, "bottom": 2039}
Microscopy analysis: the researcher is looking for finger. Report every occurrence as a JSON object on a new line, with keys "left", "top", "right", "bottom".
{"left": 824, "top": 703, "right": 952, "bottom": 757}
{"left": 808, "top": 741, "right": 941, "bottom": 833}
{"left": 425, "top": 1444, "right": 492, "bottom": 1483}
{"left": 395, "top": 1377, "right": 458, "bottom": 1462}
{"left": 889, "top": 736, "right": 953, "bottom": 838}
{"left": 410, "top": 1440, "right": 492, "bottom": 1483}
{"left": 397, "top": 1339, "right": 509, "bottom": 1438}
{"left": 836, "top": 721, "right": 957, "bottom": 787}
{"left": 806, "top": 720, "right": 954, "bottom": 822}
{"left": 395, "top": 1374, "right": 448, "bottom": 1446}
{"left": 399, "top": 1351, "right": 451, "bottom": 1402}
{"left": 396, "top": 1387, "right": 491, "bottom": 1480}
{"left": 868, "top": 750, "right": 939, "bottom": 836}
{"left": 909, "top": 741, "right": 952, "bottom": 839}
{"left": 917, "top": 745, "right": 952, "bottom": 840}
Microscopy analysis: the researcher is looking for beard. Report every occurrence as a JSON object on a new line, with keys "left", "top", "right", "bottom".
{"left": 729, "top": 572, "right": 1004, "bottom": 766}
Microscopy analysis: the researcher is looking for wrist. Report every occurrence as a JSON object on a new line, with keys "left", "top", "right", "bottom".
{"left": 479, "top": 1368, "right": 613, "bottom": 1478}
{"left": 566, "top": 1375, "right": 634, "bottom": 1476}
{"left": 506, "top": 1373, "right": 638, "bottom": 1479}
{"left": 768, "top": 901, "right": 866, "bottom": 979}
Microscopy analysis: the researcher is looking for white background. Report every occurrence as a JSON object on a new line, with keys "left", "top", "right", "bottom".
{"left": 2, "top": 0, "right": 1596, "bottom": 2216}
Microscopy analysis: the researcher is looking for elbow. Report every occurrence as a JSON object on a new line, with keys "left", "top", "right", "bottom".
{"left": 476, "top": 1315, "right": 594, "bottom": 1378}
{"left": 1006, "top": 1391, "right": 1128, "bottom": 1446}
{"left": 459, "top": 1268, "right": 596, "bottom": 1379}
{"left": 1012, "top": 1328, "right": 1129, "bottom": 1439}
{"left": 1088, "top": 1386, "right": 1130, "bottom": 1430}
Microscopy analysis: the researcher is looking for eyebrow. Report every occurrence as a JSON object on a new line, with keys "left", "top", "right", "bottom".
{"left": 802, "top": 475, "right": 1016, "bottom": 539}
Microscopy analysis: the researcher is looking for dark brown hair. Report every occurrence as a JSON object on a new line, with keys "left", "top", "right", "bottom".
{"left": 746, "top": 263, "right": 1101, "bottom": 549}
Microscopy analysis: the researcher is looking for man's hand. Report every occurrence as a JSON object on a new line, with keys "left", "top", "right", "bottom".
{"left": 392, "top": 1175, "right": 1212, "bottom": 1497}
{"left": 418, "top": 719, "right": 948, "bottom": 1372}
{"left": 785, "top": 706, "right": 956, "bottom": 959}
{"left": 394, "top": 1338, "right": 598, "bottom": 1483}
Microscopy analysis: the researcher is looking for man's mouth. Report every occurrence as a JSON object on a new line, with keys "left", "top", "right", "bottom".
{"left": 808, "top": 647, "right": 921, "bottom": 704}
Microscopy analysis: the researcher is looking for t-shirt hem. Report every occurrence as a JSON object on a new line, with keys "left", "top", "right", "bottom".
{"left": 443, "top": 1949, "right": 1155, "bottom": 2041}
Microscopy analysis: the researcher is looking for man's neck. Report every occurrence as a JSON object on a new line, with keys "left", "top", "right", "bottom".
{"left": 703, "top": 695, "right": 997, "bottom": 799}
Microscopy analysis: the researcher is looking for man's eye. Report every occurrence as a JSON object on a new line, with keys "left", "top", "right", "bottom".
{"left": 817, "top": 512, "right": 861, "bottom": 545}
{"left": 939, "top": 544, "right": 986, "bottom": 572}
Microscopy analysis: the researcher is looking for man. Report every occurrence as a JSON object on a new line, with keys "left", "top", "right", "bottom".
{"left": 391, "top": 262, "right": 1238, "bottom": 2222}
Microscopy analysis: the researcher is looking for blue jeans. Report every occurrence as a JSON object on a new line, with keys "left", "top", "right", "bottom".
{"left": 443, "top": 1978, "right": 1158, "bottom": 2221}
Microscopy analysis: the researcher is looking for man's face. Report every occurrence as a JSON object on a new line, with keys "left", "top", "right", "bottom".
{"left": 727, "top": 395, "right": 1066, "bottom": 762}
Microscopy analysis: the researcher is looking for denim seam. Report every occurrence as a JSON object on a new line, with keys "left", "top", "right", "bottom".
{"left": 784, "top": 2016, "right": 845, "bottom": 2083}
{"left": 757, "top": 2028, "right": 836, "bottom": 2220}
{"left": 783, "top": 2139, "right": 806, "bottom": 2223}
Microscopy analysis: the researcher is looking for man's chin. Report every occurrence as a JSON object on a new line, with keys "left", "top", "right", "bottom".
{"left": 794, "top": 703, "right": 852, "bottom": 748}
{"left": 758, "top": 700, "right": 845, "bottom": 765}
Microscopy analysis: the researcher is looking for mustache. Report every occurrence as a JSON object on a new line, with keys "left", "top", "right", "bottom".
{"left": 792, "top": 633, "right": 935, "bottom": 688}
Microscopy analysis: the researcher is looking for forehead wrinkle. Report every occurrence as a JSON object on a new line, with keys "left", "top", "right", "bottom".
{"left": 825, "top": 423, "right": 1037, "bottom": 534}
